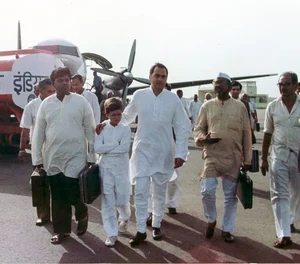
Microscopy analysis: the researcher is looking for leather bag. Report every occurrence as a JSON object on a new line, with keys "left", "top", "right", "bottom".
{"left": 236, "top": 170, "right": 253, "bottom": 209}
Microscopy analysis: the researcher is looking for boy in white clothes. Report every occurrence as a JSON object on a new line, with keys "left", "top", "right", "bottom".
{"left": 94, "top": 97, "right": 131, "bottom": 247}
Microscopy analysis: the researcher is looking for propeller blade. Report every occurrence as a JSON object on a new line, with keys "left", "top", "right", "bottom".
{"left": 127, "top": 85, "right": 150, "bottom": 95}
{"left": 122, "top": 83, "right": 131, "bottom": 107}
{"left": 133, "top": 77, "right": 150, "bottom": 85}
{"left": 91, "top": 67, "right": 120, "bottom": 77}
{"left": 128, "top": 39, "right": 136, "bottom": 72}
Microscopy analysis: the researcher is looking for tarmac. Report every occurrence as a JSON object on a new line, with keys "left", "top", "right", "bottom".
{"left": 1, "top": 109, "right": 300, "bottom": 263}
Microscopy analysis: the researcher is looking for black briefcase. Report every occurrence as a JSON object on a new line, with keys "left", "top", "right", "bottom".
{"left": 31, "top": 168, "right": 48, "bottom": 207}
{"left": 249, "top": 149, "right": 259, "bottom": 172}
{"left": 236, "top": 170, "right": 253, "bottom": 209}
{"left": 79, "top": 164, "right": 101, "bottom": 204}
{"left": 256, "top": 122, "right": 260, "bottom": 132}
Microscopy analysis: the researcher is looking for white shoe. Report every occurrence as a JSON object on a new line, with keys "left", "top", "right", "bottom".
{"left": 105, "top": 236, "right": 118, "bottom": 247}
{"left": 119, "top": 221, "right": 129, "bottom": 233}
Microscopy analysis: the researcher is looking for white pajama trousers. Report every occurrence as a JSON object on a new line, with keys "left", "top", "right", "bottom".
{"left": 270, "top": 152, "right": 300, "bottom": 239}
{"left": 101, "top": 193, "right": 131, "bottom": 237}
{"left": 148, "top": 169, "right": 182, "bottom": 212}
{"left": 201, "top": 177, "right": 238, "bottom": 232}
{"left": 135, "top": 174, "right": 169, "bottom": 233}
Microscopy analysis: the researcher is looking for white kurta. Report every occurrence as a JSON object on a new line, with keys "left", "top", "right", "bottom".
{"left": 94, "top": 122, "right": 131, "bottom": 196}
{"left": 82, "top": 90, "right": 101, "bottom": 124}
{"left": 20, "top": 96, "right": 42, "bottom": 141}
{"left": 121, "top": 87, "right": 191, "bottom": 184}
{"left": 180, "top": 97, "right": 190, "bottom": 117}
{"left": 189, "top": 100, "right": 202, "bottom": 125}
{"left": 32, "top": 93, "right": 96, "bottom": 178}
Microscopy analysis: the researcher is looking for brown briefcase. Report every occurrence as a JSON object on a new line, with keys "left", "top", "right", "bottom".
{"left": 31, "top": 168, "right": 48, "bottom": 207}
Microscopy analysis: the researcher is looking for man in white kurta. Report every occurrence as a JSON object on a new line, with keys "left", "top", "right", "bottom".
{"left": 194, "top": 72, "right": 252, "bottom": 244}
{"left": 261, "top": 72, "right": 300, "bottom": 248}
{"left": 95, "top": 99, "right": 131, "bottom": 247}
{"left": 71, "top": 74, "right": 101, "bottom": 124}
{"left": 189, "top": 94, "right": 202, "bottom": 130}
{"left": 120, "top": 63, "right": 190, "bottom": 245}
{"left": 19, "top": 79, "right": 55, "bottom": 226}
{"left": 32, "top": 67, "right": 96, "bottom": 244}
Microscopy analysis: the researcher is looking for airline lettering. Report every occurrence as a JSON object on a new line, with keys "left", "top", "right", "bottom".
{"left": 13, "top": 71, "right": 48, "bottom": 95}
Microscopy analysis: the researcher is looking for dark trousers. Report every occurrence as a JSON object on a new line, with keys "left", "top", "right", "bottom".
{"left": 48, "top": 173, "right": 87, "bottom": 234}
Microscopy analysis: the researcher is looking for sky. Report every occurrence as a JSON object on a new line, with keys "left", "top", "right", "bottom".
{"left": 0, "top": 0, "right": 299, "bottom": 98}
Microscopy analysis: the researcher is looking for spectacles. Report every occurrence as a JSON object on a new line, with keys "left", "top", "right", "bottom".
{"left": 212, "top": 81, "right": 228, "bottom": 86}
{"left": 277, "top": 82, "right": 291, "bottom": 87}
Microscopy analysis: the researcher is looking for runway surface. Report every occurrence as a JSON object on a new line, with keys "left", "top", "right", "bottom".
{"left": 1, "top": 109, "right": 300, "bottom": 263}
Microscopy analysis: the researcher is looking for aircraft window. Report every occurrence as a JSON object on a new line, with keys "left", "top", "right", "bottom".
{"left": 58, "top": 46, "right": 79, "bottom": 57}
{"left": 34, "top": 45, "right": 59, "bottom": 54}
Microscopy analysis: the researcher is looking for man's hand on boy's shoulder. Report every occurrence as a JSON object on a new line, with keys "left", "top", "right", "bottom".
{"left": 95, "top": 122, "right": 107, "bottom": 135}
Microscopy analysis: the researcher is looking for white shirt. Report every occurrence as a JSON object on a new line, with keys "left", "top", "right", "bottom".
{"left": 32, "top": 93, "right": 96, "bottom": 178}
{"left": 95, "top": 122, "right": 131, "bottom": 168}
{"left": 179, "top": 97, "right": 190, "bottom": 117}
{"left": 20, "top": 96, "right": 42, "bottom": 141}
{"left": 121, "top": 87, "right": 191, "bottom": 184}
{"left": 264, "top": 96, "right": 300, "bottom": 162}
{"left": 81, "top": 90, "right": 101, "bottom": 124}
{"left": 189, "top": 100, "right": 202, "bottom": 121}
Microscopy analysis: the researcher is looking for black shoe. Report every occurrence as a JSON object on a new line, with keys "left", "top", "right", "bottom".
{"left": 222, "top": 231, "right": 234, "bottom": 243}
{"left": 36, "top": 218, "right": 50, "bottom": 226}
{"left": 168, "top": 207, "right": 177, "bottom": 214}
{"left": 204, "top": 221, "right": 216, "bottom": 238}
{"left": 152, "top": 227, "right": 163, "bottom": 240}
{"left": 129, "top": 232, "right": 147, "bottom": 246}
{"left": 291, "top": 224, "right": 296, "bottom": 233}
{"left": 146, "top": 213, "right": 152, "bottom": 226}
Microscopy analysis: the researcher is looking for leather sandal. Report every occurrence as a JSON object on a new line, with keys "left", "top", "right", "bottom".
{"left": 205, "top": 221, "right": 216, "bottom": 238}
{"left": 274, "top": 237, "right": 293, "bottom": 248}
{"left": 77, "top": 214, "right": 88, "bottom": 236}
{"left": 51, "top": 233, "right": 70, "bottom": 244}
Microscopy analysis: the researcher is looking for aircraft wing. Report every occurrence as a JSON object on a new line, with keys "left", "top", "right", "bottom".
{"left": 127, "top": 73, "right": 277, "bottom": 95}
{"left": 82, "top": 52, "right": 113, "bottom": 70}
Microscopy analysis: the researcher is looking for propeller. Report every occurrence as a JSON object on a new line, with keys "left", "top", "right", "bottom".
{"left": 90, "top": 39, "right": 150, "bottom": 106}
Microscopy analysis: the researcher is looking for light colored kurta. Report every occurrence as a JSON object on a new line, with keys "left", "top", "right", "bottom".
{"left": 194, "top": 97, "right": 252, "bottom": 182}
{"left": 81, "top": 90, "right": 101, "bottom": 124}
{"left": 32, "top": 93, "right": 96, "bottom": 178}
{"left": 20, "top": 96, "right": 42, "bottom": 141}
{"left": 121, "top": 87, "right": 191, "bottom": 184}
{"left": 189, "top": 100, "right": 202, "bottom": 125}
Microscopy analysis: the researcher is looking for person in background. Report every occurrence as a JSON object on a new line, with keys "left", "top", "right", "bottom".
{"left": 194, "top": 72, "right": 252, "bottom": 244}
{"left": 189, "top": 94, "right": 202, "bottom": 131}
{"left": 95, "top": 97, "right": 131, "bottom": 247}
{"left": 177, "top": 89, "right": 190, "bottom": 118}
{"left": 203, "top": 92, "right": 212, "bottom": 103}
{"left": 92, "top": 71, "right": 103, "bottom": 103}
{"left": 71, "top": 74, "right": 101, "bottom": 124}
{"left": 19, "top": 78, "right": 55, "bottom": 226}
{"left": 33, "top": 83, "right": 40, "bottom": 97}
{"left": 261, "top": 71, "right": 300, "bottom": 248}
{"left": 32, "top": 67, "right": 96, "bottom": 244}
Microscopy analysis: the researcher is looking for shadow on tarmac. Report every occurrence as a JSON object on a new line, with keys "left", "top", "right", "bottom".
{"left": 167, "top": 212, "right": 298, "bottom": 263}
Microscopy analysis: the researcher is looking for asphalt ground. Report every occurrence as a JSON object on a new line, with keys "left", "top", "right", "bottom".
{"left": 1, "top": 109, "right": 300, "bottom": 263}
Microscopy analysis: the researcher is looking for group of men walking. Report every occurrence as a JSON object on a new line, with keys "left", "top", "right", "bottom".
{"left": 18, "top": 64, "right": 300, "bottom": 249}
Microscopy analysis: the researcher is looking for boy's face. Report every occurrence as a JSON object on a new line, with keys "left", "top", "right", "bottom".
{"left": 106, "top": 109, "right": 122, "bottom": 126}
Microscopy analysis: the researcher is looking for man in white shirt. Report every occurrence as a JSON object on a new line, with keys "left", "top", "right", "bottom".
{"left": 177, "top": 89, "right": 190, "bottom": 118}
{"left": 32, "top": 67, "right": 96, "bottom": 244}
{"left": 189, "top": 94, "right": 202, "bottom": 130}
{"left": 261, "top": 71, "right": 300, "bottom": 248}
{"left": 71, "top": 74, "right": 101, "bottom": 124}
{"left": 96, "top": 63, "right": 191, "bottom": 245}
{"left": 19, "top": 78, "right": 55, "bottom": 226}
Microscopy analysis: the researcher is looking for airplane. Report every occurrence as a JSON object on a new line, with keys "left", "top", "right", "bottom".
{"left": 0, "top": 21, "right": 277, "bottom": 149}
